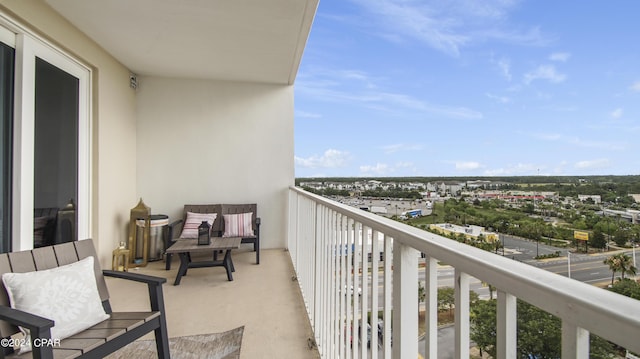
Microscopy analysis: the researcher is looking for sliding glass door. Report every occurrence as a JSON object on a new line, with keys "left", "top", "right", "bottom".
{"left": 0, "top": 40, "right": 13, "bottom": 253}
{"left": 0, "top": 21, "right": 90, "bottom": 252}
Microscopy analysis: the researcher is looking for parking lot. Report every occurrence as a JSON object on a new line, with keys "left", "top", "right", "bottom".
{"left": 337, "top": 197, "right": 437, "bottom": 218}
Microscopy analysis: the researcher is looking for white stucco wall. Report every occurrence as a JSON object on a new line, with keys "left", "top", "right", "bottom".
{"left": 0, "top": 1, "right": 138, "bottom": 267}
{"left": 0, "top": 1, "right": 296, "bottom": 264}
{"left": 135, "top": 76, "right": 294, "bottom": 249}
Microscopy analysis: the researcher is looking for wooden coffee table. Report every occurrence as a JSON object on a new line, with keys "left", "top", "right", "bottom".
{"left": 165, "top": 237, "right": 241, "bottom": 285}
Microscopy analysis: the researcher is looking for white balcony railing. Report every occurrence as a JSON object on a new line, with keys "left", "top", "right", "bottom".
{"left": 287, "top": 187, "right": 640, "bottom": 359}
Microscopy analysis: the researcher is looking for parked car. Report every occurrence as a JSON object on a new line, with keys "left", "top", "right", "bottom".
{"left": 377, "top": 319, "right": 392, "bottom": 346}
{"left": 347, "top": 323, "right": 371, "bottom": 348}
{"left": 362, "top": 323, "right": 371, "bottom": 348}
{"left": 339, "top": 285, "right": 362, "bottom": 296}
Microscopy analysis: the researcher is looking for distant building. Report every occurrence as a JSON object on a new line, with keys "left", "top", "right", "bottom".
{"left": 429, "top": 223, "right": 498, "bottom": 242}
{"left": 472, "top": 190, "right": 553, "bottom": 202}
{"left": 466, "top": 180, "right": 509, "bottom": 189}
{"left": 578, "top": 194, "right": 601, "bottom": 204}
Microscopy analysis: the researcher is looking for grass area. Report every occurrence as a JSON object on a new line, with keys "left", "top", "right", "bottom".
{"left": 418, "top": 310, "right": 489, "bottom": 359}
{"left": 417, "top": 310, "right": 454, "bottom": 337}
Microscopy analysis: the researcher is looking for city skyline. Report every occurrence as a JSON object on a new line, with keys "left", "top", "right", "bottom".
{"left": 294, "top": 1, "right": 640, "bottom": 178}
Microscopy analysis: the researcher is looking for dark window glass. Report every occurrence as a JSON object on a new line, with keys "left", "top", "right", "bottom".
{"left": 0, "top": 42, "right": 14, "bottom": 253}
{"left": 34, "top": 57, "right": 78, "bottom": 247}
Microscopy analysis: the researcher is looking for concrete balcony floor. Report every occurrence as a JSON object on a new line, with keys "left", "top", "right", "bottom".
{"left": 105, "top": 247, "right": 320, "bottom": 358}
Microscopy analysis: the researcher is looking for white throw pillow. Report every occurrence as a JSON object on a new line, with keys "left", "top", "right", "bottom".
{"left": 2, "top": 256, "right": 110, "bottom": 353}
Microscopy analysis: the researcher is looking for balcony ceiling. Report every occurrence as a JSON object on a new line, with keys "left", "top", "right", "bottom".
{"left": 44, "top": 0, "right": 318, "bottom": 85}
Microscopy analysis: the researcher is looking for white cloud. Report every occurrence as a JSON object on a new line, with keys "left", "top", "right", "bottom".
{"left": 630, "top": 81, "right": 640, "bottom": 92}
{"left": 483, "top": 163, "right": 539, "bottom": 176}
{"left": 497, "top": 58, "right": 512, "bottom": 81}
{"left": 486, "top": 93, "right": 510, "bottom": 103}
{"left": 359, "top": 161, "right": 417, "bottom": 175}
{"left": 360, "top": 163, "right": 392, "bottom": 175}
{"left": 340, "top": 70, "right": 369, "bottom": 81}
{"left": 524, "top": 65, "right": 567, "bottom": 84}
{"left": 455, "top": 161, "right": 482, "bottom": 170}
{"left": 395, "top": 161, "right": 414, "bottom": 168}
{"left": 574, "top": 158, "right": 610, "bottom": 170}
{"left": 381, "top": 143, "right": 423, "bottom": 154}
{"left": 297, "top": 74, "right": 483, "bottom": 120}
{"left": 567, "top": 137, "right": 626, "bottom": 151}
{"left": 296, "top": 110, "right": 322, "bottom": 119}
{"left": 610, "top": 108, "right": 623, "bottom": 119}
{"left": 549, "top": 52, "right": 571, "bottom": 62}
{"left": 295, "top": 149, "right": 351, "bottom": 169}
{"left": 532, "top": 132, "right": 562, "bottom": 141}
{"left": 528, "top": 131, "right": 625, "bottom": 151}
{"left": 320, "top": 69, "right": 378, "bottom": 88}
{"left": 483, "top": 168, "right": 508, "bottom": 176}
{"left": 351, "top": 0, "right": 468, "bottom": 56}
{"left": 350, "top": 0, "right": 544, "bottom": 57}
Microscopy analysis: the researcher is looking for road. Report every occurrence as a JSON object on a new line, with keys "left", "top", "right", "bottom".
{"left": 356, "top": 235, "right": 629, "bottom": 309}
{"left": 348, "top": 235, "right": 635, "bottom": 358}
{"left": 371, "top": 325, "right": 456, "bottom": 358}
{"left": 349, "top": 235, "right": 635, "bottom": 358}
{"left": 414, "top": 237, "right": 636, "bottom": 359}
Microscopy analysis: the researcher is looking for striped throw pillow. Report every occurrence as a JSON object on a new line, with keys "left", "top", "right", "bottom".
{"left": 222, "top": 212, "right": 254, "bottom": 237}
{"left": 180, "top": 212, "right": 217, "bottom": 239}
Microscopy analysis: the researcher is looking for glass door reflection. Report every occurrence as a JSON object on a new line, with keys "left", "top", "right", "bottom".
{"left": 33, "top": 57, "right": 78, "bottom": 247}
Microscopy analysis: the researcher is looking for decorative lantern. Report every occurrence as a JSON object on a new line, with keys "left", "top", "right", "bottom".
{"left": 112, "top": 242, "right": 130, "bottom": 272}
{"left": 197, "top": 221, "right": 211, "bottom": 245}
{"left": 128, "top": 198, "right": 151, "bottom": 267}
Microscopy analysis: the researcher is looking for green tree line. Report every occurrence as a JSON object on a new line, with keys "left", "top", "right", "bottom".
{"left": 411, "top": 198, "right": 640, "bottom": 250}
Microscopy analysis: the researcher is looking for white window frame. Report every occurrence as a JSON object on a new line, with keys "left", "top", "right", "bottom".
{"left": 0, "top": 15, "right": 92, "bottom": 251}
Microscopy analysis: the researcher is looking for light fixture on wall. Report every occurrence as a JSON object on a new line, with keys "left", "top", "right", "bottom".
{"left": 129, "top": 73, "right": 138, "bottom": 89}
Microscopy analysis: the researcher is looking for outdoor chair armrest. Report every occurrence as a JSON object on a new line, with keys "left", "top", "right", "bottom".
{"left": 167, "top": 219, "right": 183, "bottom": 238}
{"left": 102, "top": 270, "right": 166, "bottom": 286}
{"left": 103, "top": 270, "right": 167, "bottom": 312}
{"left": 0, "top": 306, "right": 55, "bottom": 358}
{"left": 0, "top": 306, "right": 54, "bottom": 333}
{"left": 163, "top": 219, "right": 186, "bottom": 270}
{"left": 169, "top": 219, "right": 183, "bottom": 227}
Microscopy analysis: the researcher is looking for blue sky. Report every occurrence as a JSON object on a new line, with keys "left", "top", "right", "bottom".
{"left": 293, "top": 0, "right": 640, "bottom": 178}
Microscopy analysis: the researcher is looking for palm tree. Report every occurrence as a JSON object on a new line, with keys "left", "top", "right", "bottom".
{"left": 604, "top": 253, "right": 637, "bottom": 285}
{"left": 618, "top": 254, "right": 637, "bottom": 280}
{"left": 418, "top": 281, "right": 425, "bottom": 304}
{"left": 481, "top": 282, "right": 496, "bottom": 300}
{"left": 604, "top": 255, "right": 622, "bottom": 285}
